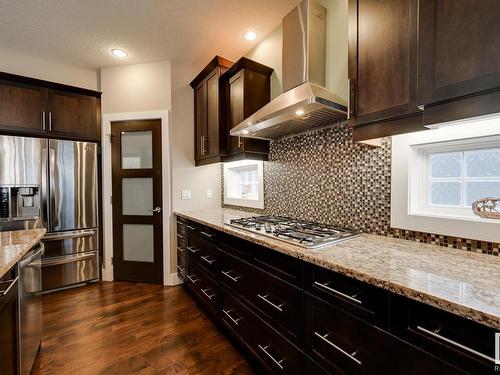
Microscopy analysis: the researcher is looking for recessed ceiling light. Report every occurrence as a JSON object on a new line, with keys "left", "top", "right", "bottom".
{"left": 111, "top": 48, "right": 128, "bottom": 58}
{"left": 295, "top": 109, "right": 305, "bottom": 116}
{"left": 243, "top": 30, "right": 257, "bottom": 41}
{"left": 242, "top": 130, "right": 249, "bottom": 134}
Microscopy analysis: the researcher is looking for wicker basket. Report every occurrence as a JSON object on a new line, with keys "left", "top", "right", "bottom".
{"left": 472, "top": 198, "right": 500, "bottom": 219}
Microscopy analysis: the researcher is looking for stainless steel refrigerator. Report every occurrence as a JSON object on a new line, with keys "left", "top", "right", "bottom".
{"left": 0, "top": 135, "right": 99, "bottom": 292}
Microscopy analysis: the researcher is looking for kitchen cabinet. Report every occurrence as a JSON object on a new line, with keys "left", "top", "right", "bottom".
{"left": 176, "top": 215, "right": 496, "bottom": 374}
{"left": 418, "top": 0, "right": 500, "bottom": 126}
{"left": 0, "top": 72, "right": 101, "bottom": 141}
{"left": 220, "top": 57, "right": 273, "bottom": 161}
{"left": 0, "top": 265, "right": 20, "bottom": 375}
{"left": 190, "top": 56, "right": 233, "bottom": 166}
{"left": 348, "top": 0, "right": 424, "bottom": 141}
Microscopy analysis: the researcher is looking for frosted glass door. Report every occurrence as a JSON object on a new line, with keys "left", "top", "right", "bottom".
{"left": 121, "top": 131, "right": 152, "bottom": 169}
{"left": 122, "top": 178, "right": 153, "bottom": 215}
{"left": 123, "top": 224, "right": 154, "bottom": 262}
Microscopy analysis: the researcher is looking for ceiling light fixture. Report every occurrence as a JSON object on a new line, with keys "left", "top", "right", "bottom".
{"left": 295, "top": 109, "right": 305, "bottom": 116}
{"left": 243, "top": 30, "right": 257, "bottom": 41}
{"left": 111, "top": 48, "right": 128, "bottom": 58}
{"left": 242, "top": 130, "right": 249, "bottom": 135}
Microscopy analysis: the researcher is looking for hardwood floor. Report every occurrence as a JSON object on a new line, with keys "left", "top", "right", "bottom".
{"left": 32, "top": 282, "right": 255, "bottom": 375}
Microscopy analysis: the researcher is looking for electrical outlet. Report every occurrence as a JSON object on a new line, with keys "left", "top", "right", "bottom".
{"left": 206, "top": 188, "right": 213, "bottom": 199}
{"left": 181, "top": 189, "right": 192, "bottom": 200}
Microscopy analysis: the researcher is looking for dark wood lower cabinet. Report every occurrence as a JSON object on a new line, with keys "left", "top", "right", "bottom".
{"left": 176, "top": 216, "right": 496, "bottom": 374}
{"left": 0, "top": 266, "right": 20, "bottom": 375}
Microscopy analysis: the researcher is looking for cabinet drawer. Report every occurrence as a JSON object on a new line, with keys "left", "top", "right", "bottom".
{"left": 307, "top": 297, "right": 396, "bottom": 375}
{"left": 192, "top": 238, "right": 220, "bottom": 278}
{"left": 221, "top": 290, "right": 304, "bottom": 375}
{"left": 305, "top": 264, "right": 388, "bottom": 327}
{"left": 176, "top": 250, "right": 187, "bottom": 281}
{"left": 219, "top": 249, "right": 302, "bottom": 343}
{"left": 252, "top": 245, "right": 302, "bottom": 286}
{"left": 390, "top": 295, "right": 497, "bottom": 374}
{"left": 176, "top": 217, "right": 187, "bottom": 236}
{"left": 186, "top": 263, "right": 218, "bottom": 316}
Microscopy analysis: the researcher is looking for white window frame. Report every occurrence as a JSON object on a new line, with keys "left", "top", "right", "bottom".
{"left": 223, "top": 160, "right": 264, "bottom": 209}
{"left": 392, "top": 115, "right": 500, "bottom": 243}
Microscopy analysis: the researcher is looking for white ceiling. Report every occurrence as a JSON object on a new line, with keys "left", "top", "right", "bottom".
{"left": 0, "top": 0, "right": 297, "bottom": 70}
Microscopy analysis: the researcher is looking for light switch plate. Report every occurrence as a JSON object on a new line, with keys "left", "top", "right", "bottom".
{"left": 206, "top": 189, "right": 213, "bottom": 199}
{"left": 181, "top": 189, "right": 192, "bottom": 200}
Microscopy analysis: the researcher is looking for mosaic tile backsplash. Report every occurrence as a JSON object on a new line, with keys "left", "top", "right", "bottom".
{"left": 222, "top": 123, "right": 499, "bottom": 256}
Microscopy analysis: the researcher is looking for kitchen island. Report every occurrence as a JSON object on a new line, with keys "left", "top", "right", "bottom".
{"left": 0, "top": 229, "right": 46, "bottom": 278}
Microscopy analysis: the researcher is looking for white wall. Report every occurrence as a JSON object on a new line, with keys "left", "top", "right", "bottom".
{"left": 0, "top": 47, "right": 99, "bottom": 90}
{"left": 100, "top": 61, "right": 172, "bottom": 114}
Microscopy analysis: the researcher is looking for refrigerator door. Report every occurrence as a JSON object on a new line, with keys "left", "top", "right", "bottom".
{"left": 49, "top": 139, "right": 98, "bottom": 232}
{"left": 0, "top": 136, "right": 47, "bottom": 231}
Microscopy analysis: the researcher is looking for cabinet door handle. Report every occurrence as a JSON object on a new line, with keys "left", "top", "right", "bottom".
{"left": 0, "top": 276, "right": 19, "bottom": 297}
{"left": 176, "top": 220, "right": 184, "bottom": 225}
{"left": 42, "top": 111, "right": 46, "bottom": 130}
{"left": 222, "top": 270, "right": 241, "bottom": 282}
{"left": 238, "top": 136, "right": 242, "bottom": 148}
{"left": 201, "top": 288, "right": 215, "bottom": 300}
{"left": 200, "top": 231, "right": 213, "bottom": 238}
{"left": 415, "top": 326, "right": 495, "bottom": 363}
{"left": 187, "top": 274, "right": 198, "bottom": 284}
{"left": 347, "top": 78, "right": 351, "bottom": 120}
{"left": 48, "top": 112, "right": 52, "bottom": 131}
{"left": 177, "top": 247, "right": 184, "bottom": 253}
{"left": 187, "top": 225, "right": 196, "bottom": 230}
{"left": 201, "top": 255, "right": 215, "bottom": 265}
{"left": 176, "top": 233, "right": 184, "bottom": 239}
{"left": 257, "top": 293, "right": 284, "bottom": 312}
{"left": 187, "top": 246, "right": 199, "bottom": 254}
{"left": 313, "top": 281, "right": 362, "bottom": 305}
{"left": 258, "top": 344, "right": 284, "bottom": 370}
{"left": 176, "top": 265, "right": 185, "bottom": 273}
{"left": 314, "top": 332, "right": 362, "bottom": 366}
{"left": 222, "top": 309, "right": 242, "bottom": 325}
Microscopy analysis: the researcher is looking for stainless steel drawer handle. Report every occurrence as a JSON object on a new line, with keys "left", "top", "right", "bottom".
{"left": 200, "top": 231, "right": 213, "bottom": 238}
{"left": 43, "top": 229, "right": 96, "bottom": 241}
{"left": 201, "top": 288, "right": 215, "bottom": 300}
{"left": 222, "top": 309, "right": 242, "bottom": 326}
{"left": 187, "top": 275, "right": 198, "bottom": 284}
{"left": 314, "top": 281, "right": 362, "bottom": 305}
{"left": 258, "top": 344, "right": 284, "bottom": 370}
{"left": 201, "top": 255, "right": 215, "bottom": 265}
{"left": 314, "top": 332, "right": 362, "bottom": 366}
{"left": 187, "top": 225, "right": 196, "bottom": 230}
{"left": 0, "top": 276, "right": 19, "bottom": 297}
{"left": 177, "top": 247, "right": 184, "bottom": 253}
{"left": 257, "top": 293, "right": 284, "bottom": 312}
{"left": 187, "top": 246, "right": 199, "bottom": 254}
{"left": 41, "top": 253, "right": 96, "bottom": 267}
{"left": 222, "top": 270, "right": 241, "bottom": 282}
{"left": 176, "top": 221, "right": 184, "bottom": 225}
{"left": 416, "top": 325, "right": 495, "bottom": 363}
{"left": 176, "top": 234, "right": 184, "bottom": 239}
{"left": 176, "top": 265, "right": 185, "bottom": 273}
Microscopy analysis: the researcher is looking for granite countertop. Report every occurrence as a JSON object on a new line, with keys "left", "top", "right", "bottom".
{"left": 0, "top": 229, "right": 46, "bottom": 278}
{"left": 175, "top": 208, "right": 500, "bottom": 330}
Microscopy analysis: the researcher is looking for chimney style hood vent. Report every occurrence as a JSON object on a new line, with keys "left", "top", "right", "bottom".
{"left": 231, "top": 0, "right": 347, "bottom": 141}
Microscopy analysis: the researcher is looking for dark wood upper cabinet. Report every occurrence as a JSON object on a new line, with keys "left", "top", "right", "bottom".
{"left": 190, "top": 56, "right": 233, "bottom": 166}
{"left": 220, "top": 57, "right": 273, "bottom": 161}
{"left": 0, "top": 80, "right": 45, "bottom": 133}
{"left": 47, "top": 89, "right": 100, "bottom": 139}
{"left": 0, "top": 72, "right": 101, "bottom": 141}
{"left": 419, "top": 0, "right": 500, "bottom": 126}
{"left": 348, "top": 0, "right": 424, "bottom": 141}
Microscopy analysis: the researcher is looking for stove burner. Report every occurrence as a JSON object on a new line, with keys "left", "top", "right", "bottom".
{"left": 228, "top": 215, "right": 360, "bottom": 249}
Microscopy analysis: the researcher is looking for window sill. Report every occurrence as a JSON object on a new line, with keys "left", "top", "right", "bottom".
{"left": 223, "top": 197, "right": 264, "bottom": 209}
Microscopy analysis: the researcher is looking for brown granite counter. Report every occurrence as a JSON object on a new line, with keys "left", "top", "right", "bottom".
{"left": 0, "top": 229, "right": 46, "bottom": 278}
{"left": 175, "top": 208, "right": 500, "bottom": 330}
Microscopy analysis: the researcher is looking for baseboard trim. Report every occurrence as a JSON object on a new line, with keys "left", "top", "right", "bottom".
{"left": 165, "top": 272, "right": 183, "bottom": 286}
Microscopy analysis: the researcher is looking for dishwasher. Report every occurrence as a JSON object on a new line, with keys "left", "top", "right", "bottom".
{"left": 19, "top": 242, "right": 44, "bottom": 375}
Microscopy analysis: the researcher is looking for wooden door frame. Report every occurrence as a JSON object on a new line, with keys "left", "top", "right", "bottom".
{"left": 101, "top": 110, "right": 177, "bottom": 285}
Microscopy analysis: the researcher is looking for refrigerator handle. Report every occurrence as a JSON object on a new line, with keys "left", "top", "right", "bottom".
{"left": 48, "top": 144, "right": 57, "bottom": 231}
{"left": 41, "top": 140, "right": 49, "bottom": 230}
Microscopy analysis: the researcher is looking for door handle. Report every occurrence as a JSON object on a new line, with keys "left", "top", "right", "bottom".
{"left": 48, "top": 112, "right": 52, "bottom": 131}
{"left": 149, "top": 207, "right": 161, "bottom": 213}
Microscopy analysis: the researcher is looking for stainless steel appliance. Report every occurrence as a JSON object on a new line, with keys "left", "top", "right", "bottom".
{"left": 19, "top": 243, "right": 44, "bottom": 375}
{"left": 0, "top": 136, "right": 99, "bottom": 291}
{"left": 230, "top": 0, "right": 348, "bottom": 140}
{"left": 227, "top": 216, "right": 360, "bottom": 249}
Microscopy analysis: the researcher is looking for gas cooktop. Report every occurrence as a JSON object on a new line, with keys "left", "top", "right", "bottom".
{"left": 226, "top": 215, "right": 360, "bottom": 249}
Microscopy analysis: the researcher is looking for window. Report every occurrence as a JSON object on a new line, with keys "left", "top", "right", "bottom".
{"left": 392, "top": 114, "right": 500, "bottom": 243}
{"left": 223, "top": 160, "right": 264, "bottom": 208}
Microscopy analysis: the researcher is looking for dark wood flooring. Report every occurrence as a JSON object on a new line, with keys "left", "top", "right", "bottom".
{"left": 32, "top": 282, "right": 255, "bottom": 375}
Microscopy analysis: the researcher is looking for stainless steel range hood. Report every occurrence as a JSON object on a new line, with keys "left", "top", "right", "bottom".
{"left": 231, "top": 0, "right": 348, "bottom": 141}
